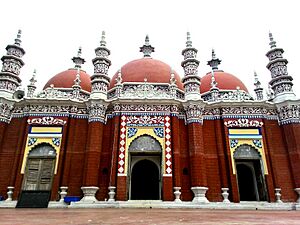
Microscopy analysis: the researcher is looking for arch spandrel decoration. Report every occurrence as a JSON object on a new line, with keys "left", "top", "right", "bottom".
{"left": 21, "top": 126, "right": 63, "bottom": 174}
{"left": 233, "top": 144, "right": 261, "bottom": 160}
{"left": 228, "top": 128, "right": 268, "bottom": 175}
{"left": 29, "top": 144, "right": 57, "bottom": 157}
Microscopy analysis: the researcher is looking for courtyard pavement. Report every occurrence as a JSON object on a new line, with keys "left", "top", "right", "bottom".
{"left": 0, "top": 208, "right": 300, "bottom": 224}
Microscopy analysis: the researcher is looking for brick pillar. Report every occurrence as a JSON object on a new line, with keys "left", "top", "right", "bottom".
{"left": 162, "top": 176, "right": 173, "bottom": 200}
{"left": 171, "top": 116, "right": 181, "bottom": 188}
{"left": 83, "top": 122, "right": 104, "bottom": 186}
{"left": 109, "top": 116, "right": 120, "bottom": 194}
{"left": 188, "top": 123, "right": 207, "bottom": 187}
{"left": 283, "top": 124, "right": 300, "bottom": 189}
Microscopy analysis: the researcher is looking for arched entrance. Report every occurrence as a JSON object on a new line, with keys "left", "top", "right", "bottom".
{"left": 128, "top": 135, "right": 162, "bottom": 200}
{"left": 17, "top": 143, "right": 57, "bottom": 208}
{"left": 234, "top": 144, "right": 268, "bottom": 201}
{"left": 131, "top": 159, "right": 159, "bottom": 200}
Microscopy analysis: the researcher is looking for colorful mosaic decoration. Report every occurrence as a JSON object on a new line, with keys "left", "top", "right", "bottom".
{"left": 230, "top": 139, "right": 239, "bottom": 148}
{"left": 253, "top": 139, "right": 262, "bottom": 148}
{"left": 127, "top": 127, "right": 137, "bottom": 138}
{"left": 28, "top": 137, "right": 37, "bottom": 146}
{"left": 164, "top": 116, "right": 172, "bottom": 175}
{"left": 154, "top": 127, "right": 164, "bottom": 138}
{"left": 52, "top": 137, "right": 61, "bottom": 146}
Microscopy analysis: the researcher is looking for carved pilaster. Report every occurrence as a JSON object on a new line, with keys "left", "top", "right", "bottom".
{"left": 277, "top": 102, "right": 300, "bottom": 125}
{"left": 87, "top": 101, "right": 108, "bottom": 123}
{"left": 0, "top": 99, "right": 14, "bottom": 123}
{"left": 183, "top": 101, "right": 205, "bottom": 124}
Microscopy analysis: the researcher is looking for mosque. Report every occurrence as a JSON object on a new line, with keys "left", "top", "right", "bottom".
{"left": 0, "top": 30, "right": 299, "bottom": 208}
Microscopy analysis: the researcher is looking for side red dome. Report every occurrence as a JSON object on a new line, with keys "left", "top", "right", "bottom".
{"left": 200, "top": 71, "right": 248, "bottom": 93}
{"left": 109, "top": 58, "right": 184, "bottom": 90}
{"left": 44, "top": 69, "right": 91, "bottom": 92}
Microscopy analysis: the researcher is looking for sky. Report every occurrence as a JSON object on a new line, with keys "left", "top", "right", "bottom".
{"left": 1, "top": 0, "right": 300, "bottom": 96}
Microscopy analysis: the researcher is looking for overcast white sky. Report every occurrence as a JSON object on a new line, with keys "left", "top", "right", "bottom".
{"left": 1, "top": 0, "right": 299, "bottom": 96}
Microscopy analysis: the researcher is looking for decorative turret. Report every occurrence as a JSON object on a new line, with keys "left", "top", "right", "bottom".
{"left": 169, "top": 68, "right": 177, "bottom": 98}
{"left": 0, "top": 30, "right": 26, "bottom": 98}
{"left": 253, "top": 71, "right": 263, "bottom": 100}
{"left": 140, "top": 35, "right": 155, "bottom": 58}
{"left": 207, "top": 49, "right": 221, "bottom": 71}
{"left": 266, "top": 32, "right": 295, "bottom": 102}
{"left": 210, "top": 70, "right": 219, "bottom": 101}
{"left": 90, "top": 31, "right": 111, "bottom": 99}
{"left": 181, "top": 32, "right": 201, "bottom": 100}
{"left": 27, "top": 69, "right": 37, "bottom": 98}
{"left": 71, "top": 47, "right": 83, "bottom": 99}
{"left": 115, "top": 69, "right": 123, "bottom": 97}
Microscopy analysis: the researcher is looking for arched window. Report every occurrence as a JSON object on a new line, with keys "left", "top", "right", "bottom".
{"left": 129, "top": 135, "right": 162, "bottom": 152}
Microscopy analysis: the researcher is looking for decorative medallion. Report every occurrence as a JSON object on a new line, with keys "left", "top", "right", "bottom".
{"left": 224, "top": 118, "right": 263, "bottom": 127}
{"left": 153, "top": 127, "right": 164, "bottom": 138}
{"left": 27, "top": 116, "right": 67, "bottom": 125}
{"left": 127, "top": 127, "right": 137, "bottom": 138}
{"left": 28, "top": 137, "right": 37, "bottom": 146}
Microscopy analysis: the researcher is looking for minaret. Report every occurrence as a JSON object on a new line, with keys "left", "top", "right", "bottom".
{"left": 0, "top": 30, "right": 26, "bottom": 98}
{"left": 27, "top": 69, "right": 37, "bottom": 98}
{"left": 253, "top": 71, "right": 264, "bottom": 100}
{"left": 71, "top": 47, "right": 84, "bottom": 99}
{"left": 169, "top": 68, "right": 177, "bottom": 98}
{"left": 181, "top": 32, "right": 201, "bottom": 100}
{"left": 90, "top": 31, "right": 111, "bottom": 99}
{"left": 208, "top": 49, "right": 221, "bottom": 101}
{"left": 140, "top": 35, "right": 155, "bottom": 57}
{"left": 266, "top": 32, "right": 295, "bottom": 102}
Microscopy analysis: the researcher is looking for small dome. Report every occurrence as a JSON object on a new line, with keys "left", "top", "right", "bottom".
{"left": 200, "top": 70, "right": 248, "bottom": 93}
{"left": 44, "top": 69, "right": 91, "bottom": 92}
{"left": 109, "top": 58, "right": 183, "bottom": 90}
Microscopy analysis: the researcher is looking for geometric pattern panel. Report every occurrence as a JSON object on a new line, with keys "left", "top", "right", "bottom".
{"left": 118, "top": 115, "right": 127, "bottom": 175}
{"left": 164, "top": 116, "right": 172, "bottom": 176}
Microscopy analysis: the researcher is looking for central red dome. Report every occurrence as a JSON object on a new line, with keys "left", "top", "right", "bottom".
{"left": 200, "top": 70, "right": 248, "bottom": 93}
{"left": 44, "top": 69, "right": 91, "bottom": 92}
{"left": 109, "top": 58, "right": 183, "bottom": 90}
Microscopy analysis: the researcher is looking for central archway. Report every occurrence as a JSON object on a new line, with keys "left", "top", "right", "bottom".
{"left": 131, "top": 159, "right": 159, "bottom": 200}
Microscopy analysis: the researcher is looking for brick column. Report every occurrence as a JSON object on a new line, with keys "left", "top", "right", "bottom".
{"left": 171, "top": 116, "right": 181, "bottom": 188}
{"left": 83, "top": 122, "right": 104, "bottom": 186}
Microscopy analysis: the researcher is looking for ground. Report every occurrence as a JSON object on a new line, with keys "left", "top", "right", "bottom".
{"left": 1, "top": 208, "right": 300, "bottom": 225}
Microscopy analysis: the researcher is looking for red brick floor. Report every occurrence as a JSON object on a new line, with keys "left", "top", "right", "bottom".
{"left": 0, "top": 208, "right": 300, "bottom": 225}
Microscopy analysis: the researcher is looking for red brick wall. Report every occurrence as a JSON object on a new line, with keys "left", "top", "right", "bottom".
{"left": 203, "top": 120, "right": 222, "bottom": 202}
{"left": 0, "top": 118, "right": 27, "bottom": 200}
{"left": 171, "top": 116, "right": 181, "bottom": 188}
{"left": 162, "top": 176, "right": 173, "bottom": 201}
{"left": 179, "top": 119, "right": 192, "bottom": 201}
{"left": 263, "top": 119, "right": 296, "bottom": 201}
{"left": 282, "top": 123, "right": 300, "bottom": 189}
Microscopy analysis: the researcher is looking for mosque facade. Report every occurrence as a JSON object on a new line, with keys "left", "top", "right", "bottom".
{"left": 0, "top": 30, "right": 299, "bottom": 207}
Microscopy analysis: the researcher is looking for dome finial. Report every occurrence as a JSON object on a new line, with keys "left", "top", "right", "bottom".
{"left": 73, "top": 67, "right": 81, "bottom": 87}
{"left": 140, "top": 35, "right": 155, "bottom": 57}
{"left": 269, "top": 32, "right": 277, "bottom": 49}
{"left": 72, "top": 46, "right": 85, "bottom": 68}
{"left": 207, "top": 48, "right": 221, "bottom": 70}
{"left": 186, "top": 32, "right": 192, "bottom": 47}
{"left": 14, "top": 29, "right": 22, "bottom": 46}
{"left": 100, "top": 31, "right": 106, "bottom": 47}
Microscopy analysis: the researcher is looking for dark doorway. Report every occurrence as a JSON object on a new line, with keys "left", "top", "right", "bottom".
{"left": 131, "top": 159, "right": 159, "bottom": 200}
{"left": 236, "top": 163, "right": 258, "bottom": 201}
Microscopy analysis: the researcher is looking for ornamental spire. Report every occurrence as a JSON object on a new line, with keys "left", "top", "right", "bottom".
{"left": 0, "top": 29, "right": 26, "bottom": 98}
{"left": 269, "top": 32, "right": 277, "bottom": 49}
{"left": 27, "top": 69, "right": 37, "bottom": 98}
{"left": 91, "top": 31, "right": 111, "bottom": 99}
{"left": 72, "top": 46, "right": 85, "bottom": 69}
{"left": 266, "top": 32, "right": 295, "bottom": 102}
{"left": 140, "top": 35, "right": 155, "bottom": 57}
{"left": 207, "top": 49, "right": 221, "bottom": 70}
{"left": 253, "top": 71, "right": 263, "bottom": 100}
{"left": 181, "top": 32, "right": 201, "bottom": 100}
